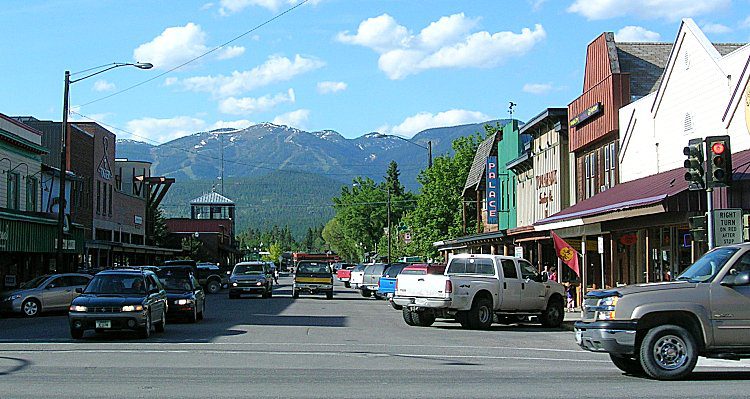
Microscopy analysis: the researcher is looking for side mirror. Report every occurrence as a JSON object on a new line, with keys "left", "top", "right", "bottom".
{"left": 722, "top": 270, "right": 750, "bottom": 287}
{"left": 75, "top": 288, "right": 83, "bottom": 294}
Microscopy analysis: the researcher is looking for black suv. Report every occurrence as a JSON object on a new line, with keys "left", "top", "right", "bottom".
{"left": 155, "top": 268, "right": 206, "bottom": 323}
{"left": 68, "top": 269, "right": 168, "bottom": 339}
{"left": 163, "top": 260, "right": 226, "bottom": 294}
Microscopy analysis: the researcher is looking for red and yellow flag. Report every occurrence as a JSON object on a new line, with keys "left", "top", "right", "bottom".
{"left": 552, "top": 231, "right": 580, "bottom": 276}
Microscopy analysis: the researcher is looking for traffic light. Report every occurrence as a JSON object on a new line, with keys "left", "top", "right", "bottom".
{"left": 683, "top": 138, "right": 705, "bottom": 191}
{"left": 705, "top": 135, "right": 732, "bottom": 188}
{"left": 689, "top": 214, "right": 707, "bottom": 242}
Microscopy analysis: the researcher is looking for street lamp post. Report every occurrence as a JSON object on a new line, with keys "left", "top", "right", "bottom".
{"left": 56, "top": 62, "right": 153, "bottom": 268}
{"left": 386, "top": 185, "right": 391, "bottom": 265}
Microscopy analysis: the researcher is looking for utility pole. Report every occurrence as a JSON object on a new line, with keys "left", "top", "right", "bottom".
{"left": 56, "top": 71, "right": 71, "bottom": 269}
{"left": 427, "top": 140, "right": 432, "bottom": 168}
{"left": 220, "top": 133, "right": 225, "bottom": 196}
{"left": 387, "top": 185, "right": 391, "bottom": 265}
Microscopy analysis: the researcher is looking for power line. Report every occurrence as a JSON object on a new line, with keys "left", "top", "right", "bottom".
{"left": 79, "top": 0, "right": 312, "bottom": 108}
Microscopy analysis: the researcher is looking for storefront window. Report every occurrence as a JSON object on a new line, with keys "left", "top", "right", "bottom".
{"left": 7, "top": 172, "right": 19, "bottom": 210}
{"left": 26, "top": 177, "right": 37, "bottom": 212}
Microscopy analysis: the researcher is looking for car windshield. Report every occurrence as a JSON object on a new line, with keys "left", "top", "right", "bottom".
{"left": 297, "top": 262, "right": 328, "bottom": 274}
{"left": 19, "top": 275, "right": 51, "bottom": 289}
{"left": 155, "top": 269, "right": 192, "bottom": 291}
{"left": 676, "top": 247, "right": 739, "bottom": 283}
{"left": 84, "top": 275, "right": 146, "bottom": 295}
{"left": 233, "top": 264, "right": 264, "bottom": 275}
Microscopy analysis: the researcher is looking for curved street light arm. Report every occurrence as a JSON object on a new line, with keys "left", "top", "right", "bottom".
{"left": 70, "top": 62, "right": 153, "bottom": 84}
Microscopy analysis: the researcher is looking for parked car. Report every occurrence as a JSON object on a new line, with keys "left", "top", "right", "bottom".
{"left": 381, "top": 264, "right": 445, "bottom": 310}
{"left": 1, "top": 273, "right": 92, "bottom": 317}
{"left": 156, "top": 268, "right": 206, "bottom": 322}
{"left": 360, "top": 264, "right": 387, "bottom": 298}
{"left": 393, "top": 254, "right": 565, "bottom": 329}
{"left": 293, "top": 261, "right": 333, "bottom": 299}
{"left": 229, "top": 262, "right": 274, "bottom": 299}
{"left": 335, "top": 264, "right": 356, "bottom": 288}
{"left": 68, "top": 269, "right": 168, "bottom": 339}
{"left": 163, "top": 260, "right": 225, "bottom": 294}
{"left": 349, "top": 264, "right": 367, "bottom": 290}
{"left": 575, "top": 243, "right": 750, "bottom": 380}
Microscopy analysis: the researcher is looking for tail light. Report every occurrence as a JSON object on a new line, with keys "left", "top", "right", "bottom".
{"left": 395, "top": 279, "right": 399, "bottom": 291}
{"left": 445, "top": 280, "right": 453, "bottom": 294}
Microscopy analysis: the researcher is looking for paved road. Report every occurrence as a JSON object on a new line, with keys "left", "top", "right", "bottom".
{"left": 1, "top": 276, "right": 750, "bottom": 398}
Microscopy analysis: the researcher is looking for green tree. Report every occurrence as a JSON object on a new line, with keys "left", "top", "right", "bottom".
{"left": 385, "top": 160, "right": 404, "bottom": 197}
{"left": 148, "top": 207, "right": 169, "bottom": 247}
{"left": 402, "top": 132, "right": 484, "bottom": 259}
{"left": 322, "top": 218, "right": 360, "bottom": 262}
{"left": 264, "top": 242, "right": 283, "bottom": 263}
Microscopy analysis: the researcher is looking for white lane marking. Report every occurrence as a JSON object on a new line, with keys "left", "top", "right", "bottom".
{"left": 0, "top": 342, "right": 584, "bottom": 354}
{"left": 0, "top": 348, "right": 609, "bottom": 363}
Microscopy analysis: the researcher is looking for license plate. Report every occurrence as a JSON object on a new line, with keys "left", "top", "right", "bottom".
{"left": 575, "top": 329, "right": 582, "bottom": 345}
{"left": 243, "top": 288, "right": 254, "bottom": 291}
{"left": 96, "top": 320, "right": 111, "bottom": 329}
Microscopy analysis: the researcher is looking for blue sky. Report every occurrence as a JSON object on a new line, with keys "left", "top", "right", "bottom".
{"left": 1, "top": 0, "right": 749, "bottom": 144}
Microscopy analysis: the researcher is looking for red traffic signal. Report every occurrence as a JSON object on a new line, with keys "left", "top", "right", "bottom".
{"left": 705, "top": 136, "right": 731, "bottom": 188}
{"left": 711, "top": 142, "right": 725, "bottom": 155}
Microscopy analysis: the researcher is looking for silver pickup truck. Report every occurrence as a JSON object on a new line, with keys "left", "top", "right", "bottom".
{"left": 575, "top": 242, "right": 750, "bottom": 380}
{"left": 393, "top": 254, "right": 566, "bottom": 329}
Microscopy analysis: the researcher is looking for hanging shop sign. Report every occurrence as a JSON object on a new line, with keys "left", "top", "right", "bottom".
{"left": 569, "top": 102, "right": 603, "bottom": 128}
{"left": 486, "top": 156, "right": 499, "bottom": 225}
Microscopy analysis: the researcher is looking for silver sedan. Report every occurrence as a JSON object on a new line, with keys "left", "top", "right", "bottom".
{"left": 0, "top": 273, "right": 92, "bottom": 317}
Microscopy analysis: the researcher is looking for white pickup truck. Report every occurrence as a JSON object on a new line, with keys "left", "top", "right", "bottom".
{"left": 392, "top": 254, "right": 566, "bottom": 329}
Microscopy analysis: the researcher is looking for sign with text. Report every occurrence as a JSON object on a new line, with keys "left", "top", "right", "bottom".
{"left": 713, "top": 209, "right": 743, "bottom": 246}
{"left": 514, "top": 246, "right": 523, "bottom": 259}
{"left": 486, "top": 156, "right": 499, "bottom": 225}
{"left": 569, "top": 102, "right": 603, "bottom": 128}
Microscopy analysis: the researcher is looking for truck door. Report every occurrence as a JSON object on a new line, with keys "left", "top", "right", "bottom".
{"left": 710, "top": 251, "right": 750, "bottom": 347}
{"left": 500, "top": 260, "right": 521, "bottom": 311}
{"left": 518, "top": 260, "right": 547, "bottom": 310}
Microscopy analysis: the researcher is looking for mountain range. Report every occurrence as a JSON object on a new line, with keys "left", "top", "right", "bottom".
{"left": 115, "top": 120, "right": 506, "bottom": 237}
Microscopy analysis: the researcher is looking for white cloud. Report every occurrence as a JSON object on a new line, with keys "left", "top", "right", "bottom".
{"left": 615, "top": 26, "right": 661, "bottom": 42}
{"left": 92, "top": 79, "right": 116, "bottom": 92}
{"left": 217, "top": 45, "right": 246, "bottom": 60}
{"left": 201, "top": 3, "right": 214, "bottom": 10}
{"left": 133, "top": 23, "right": 209, "bottom": 69}
{"left": 317, "top": 81, "right": 347, "bottom": 94}
{"left": 702, "top": 23, "right": 732, "bottom": 34}
{"left": 272, "top": 109, "right": 310, "bottom": 130}
{"left": 529, "top": 0, "right": 547, "bottom": 11}
{"left": 209, "top": 120, "right": 253, "bottom": 130}
{"left": 338, "top": 13, "right": 546, "bottom": 79}
{"left": 567, "top": 0, "right": 729, "bottom": 21}
{"left": 218, "top": 89, "right": 296, "bottom": 115}
{"left": 386, "top": 109, "right": 492, "bottom": 138}
{"left": 125, "top": 116, "right": 208, "bottom": 143}
{"left": 169, "top": 54, "right": 324, "bottom": 98}
{"left": 219, "top": 0, "right": 321, "bottom": 15}
{"left": 741, "top": 16, "right": 750, "bottom": 29}
{"left": 522, "top": 83, "right": 554, "bottom": 95}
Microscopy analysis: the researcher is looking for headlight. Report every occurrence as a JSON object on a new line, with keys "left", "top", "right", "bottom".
{"left": 232, "top": 282, "right": 238, "bottom": 287}
{"left": 121, "top": 305, "right": 144, "bottom": 312}
{"left": 256, "top": 281, "right": 263, "bottom": 286}
{"left": 4, "top": 294, "right": 21, "bottom": 301}
{"left": 596, "top": 297, "right": 619, "bottom": 320}
{"left": 69, "top": 305, "right": 87, "bottom": 312}
{"left": 175, "top": 299, "right": 193, "bottom": 305}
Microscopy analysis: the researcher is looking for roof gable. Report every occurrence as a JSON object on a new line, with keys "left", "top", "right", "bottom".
{"left": 462, "top": 133, "right": 497, "bottom": 196}
{"left": 190, "top": 191, "right": 235, "bottom": 205}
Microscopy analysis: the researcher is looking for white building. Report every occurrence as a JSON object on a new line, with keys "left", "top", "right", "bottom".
{"left": 619, "top": 19, "right": 748, "bottom": 182}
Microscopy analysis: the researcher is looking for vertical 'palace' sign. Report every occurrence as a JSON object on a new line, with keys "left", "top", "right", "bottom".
{"left": 486, "top": 156, "right": 499, "bottom": 225}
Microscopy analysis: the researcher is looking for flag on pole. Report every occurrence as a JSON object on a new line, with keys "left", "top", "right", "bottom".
{"left": 552, "top": 231, "right": 580, "bottom": 276}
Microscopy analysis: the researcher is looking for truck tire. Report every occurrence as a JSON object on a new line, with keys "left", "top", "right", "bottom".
{"left": 467, "top": 298, "right": 494, "bottom": 330}
{"left": 326, "top": 291, "right": 333, "bottom": 300}
{"left": 206, "top": 279, "right": 221, "bottom": 294}
{"left": 638, "top": 324, "right": 698, "bottom": 380}
{"left": 455, "top": 311, "right": 471, "bottom": 329}
{"left": 609, "top": 354, "right": 644, "bottom": 375}
{"left": 361, "top": 289, "right": 372, "bottom": 298}
{"left": 402, "top": 308, "right": 416, "bottom": 326}
{"left": 540, "top": 298, "right": 564, "bottom": 328}
{"left": 292, "top": 289, "right": 299, "bottom": 299}
{"left": 410, "top": 310, "right": 435, "bottom": 327}
{"left": 344, "top": 282, "right": 351, "bottom": 288}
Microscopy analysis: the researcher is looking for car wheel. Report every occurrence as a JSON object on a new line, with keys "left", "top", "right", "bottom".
{"left": 360, "top": 289, "right": 372, "bottom": 298}
{"left": 610, "top": 354, "right": 644, "bottom": 375}
{"left": 455, "top": 311, "right": 471, "bottom": 329}
{"left": 261, "top": 291, "right": 269, "bottom": 299}
{"left": 70, "top": 327, "right": 84, "bottom": 339}
{"left": 541, "top": 298, "right": 564, "bottom": 328}
{"left": 267, "top": 285, "right": 273, "bottom": 298}
{"left": 326, "top": 291, "right": 333, "bottom": 300}
{"left": 412, "top": 311, "right": 435, "bottom": 327}
{"left": 188, "top": 306, "right": 198, "bottom": 323}
{"left": 639, "top": 324, "right": 698, "bottom": 380}
{"left": 344, "top": 282, "right": 351, "bottom": 288}
{"left": 139, "top": 312, "right": 151, "bottom": 339}
{"left": 292, "top": 289, "right": 299, "bottom": 299}
{"left": 402, "top": 308, "right": 416, "bottom": 326}
{"left": 206, "top": 280, "right": 221, "bottom": 294}
{"left": 467, "top": 298, "right": 493, "bottom": 330}
{"left": 197, "top": 302, "right": 205, "bottom": 321}
{"left": 22, "top": 299, "right": 41, "bottom": 317}
{"left": 155, "top": 312, "right": 166, "bottom": 333}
